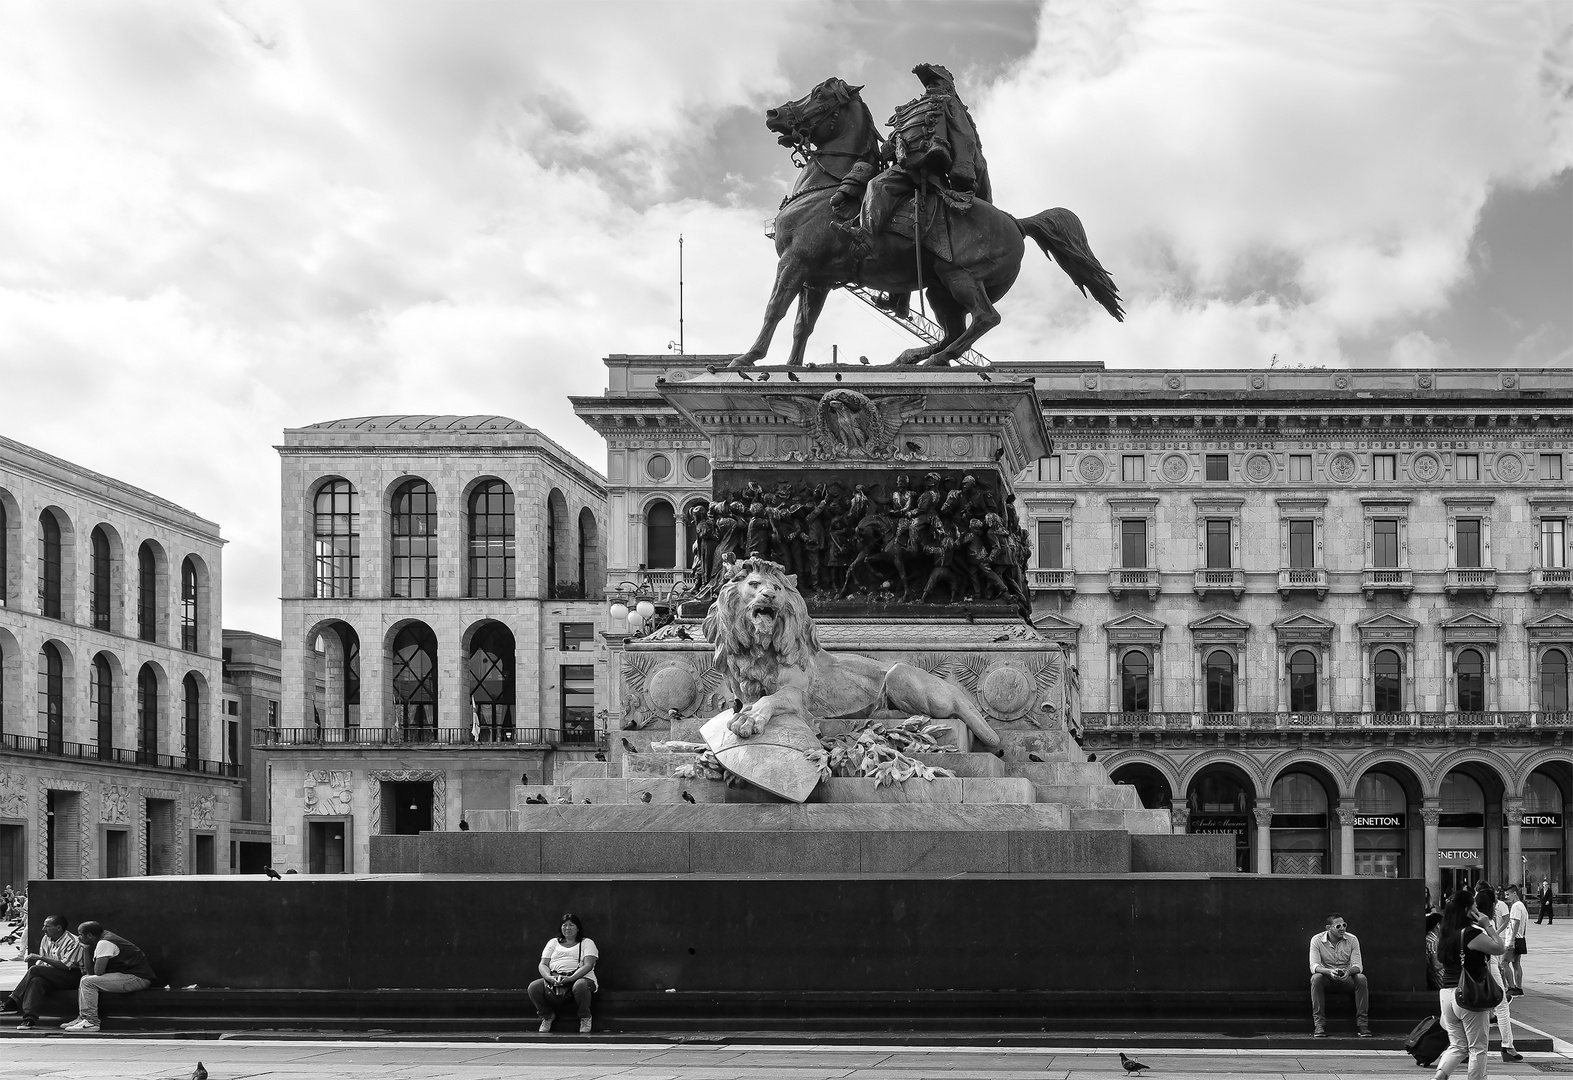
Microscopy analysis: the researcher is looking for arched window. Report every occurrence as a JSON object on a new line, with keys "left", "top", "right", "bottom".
{"left": 38, "top": 511, "right": 61, "bottom": 619}
{"left": 391, "top": 480, "right": 437, "bottom": 598}
{"left": 1439, "top": 772, "right": 1485, "bottom": 814}
{"left": 468, "top": 623, "right": 515, "bottom": 741}
{"left": 578, "top": 509, "right": 592, "bottom": 592}
{"left": 1271, "top": 773, "right": 1329, "bottom": 815}
{"left": 467, "top": 481, "right": 515, "bottom": 599}
{"left": 1524, "top": 772, "right": 1564, "bottom": 814}
{"left": 90, "top": 527, "right": 111, "bottom": 630}
{"left": 180, "top": 558, "right": 199, "bottom": 652}
{"left": 1205, "top": 650, "right": 1236, "bottom": 713}
{"left": 137, "top": 542, "right": 157, "bottom": 642}
{"left": 1373, "top": 648, "right": 1403, "bottom": 713}
{"left": 1120, "top": 651, "right": 1150, "bottom": 713}
{"left": 0, "top": 496, "right": 7, "bottom": 607}
{"left": 37, "top": 643, "right": 63, "bottom": 752}
{"left": 329, "top": 622, "right": 362, "bottom": 729}
{"left": 1540, "top": 649, "right": 1569, "bottom": 714}
{"left": 1289, "top": 649, "right": 1318, "bottom": 712}
{"left": 1455, "top": 648, "right": 1485, "bottom": 713}
{"left": 91, "top": 654, "right": 113, "bottom": 760}
{"left": 391, "top": 623, "right": 438, "bottom": 739}
{"left": 1355, "top": 772, "right": 1405, "bottom": 814}
{"left": 137, "top": 665, "right": 159, "bottom": 763}
{"left": 182, "top": 674, "right": 201, "bottom": 768}
{"left": 314, "top": 479, "right": 359, "bottom": 598}
{"left": 646, "top": 500, "right": 676, "bottom": 569}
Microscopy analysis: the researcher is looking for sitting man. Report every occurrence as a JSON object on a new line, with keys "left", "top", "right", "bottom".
{"left": 2, "top": 914, "right": 82, "bottom": 1029}
{"left": 1309, "top": 912, "right": 1370, "bottom": 1037}
{"left": 61, "top": 921, "right": 159, "bottom": 1033}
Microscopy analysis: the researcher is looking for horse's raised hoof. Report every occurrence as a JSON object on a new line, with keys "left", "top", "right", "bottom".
{"left": 921, "top": 356, "right": 955, "bottom": 367}
{"left": 727, "top": 356, "right": 760, "bottom": 369}
{"left": 892, "top": 348, "right": 927, "bottom": 366}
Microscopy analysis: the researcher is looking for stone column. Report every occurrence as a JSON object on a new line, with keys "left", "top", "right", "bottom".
{"left": 1254, "top": 803, "right": 1274, "bottom": 874}
{"left": 1169, "top": 802, "right": 1189, "bottom": 837}
{"left": 1423, "top": 802, "right": 1442, "bottom": 901}
{"left": 1337, "top": 803, "right": 1357, "bottom": 876}
{"left": 1505, "top": 798, "right": 1524, "bottom": 893}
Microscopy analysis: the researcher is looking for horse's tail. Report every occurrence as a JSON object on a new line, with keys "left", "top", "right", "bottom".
{"left": 1017, "top": 208, "right": 1125, "bottom": 322}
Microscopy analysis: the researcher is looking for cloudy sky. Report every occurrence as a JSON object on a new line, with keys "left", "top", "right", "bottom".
{"left": 2, "top": 1, "right": 1569, "bottom": 636}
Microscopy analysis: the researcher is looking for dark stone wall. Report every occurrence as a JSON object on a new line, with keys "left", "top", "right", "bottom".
{"left": 30, "top": 874, "right": 1423, "bottom": 995}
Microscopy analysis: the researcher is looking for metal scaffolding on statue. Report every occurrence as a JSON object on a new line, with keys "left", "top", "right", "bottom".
{"left": 844, "top": 285, "right": 991, "bottom": 368}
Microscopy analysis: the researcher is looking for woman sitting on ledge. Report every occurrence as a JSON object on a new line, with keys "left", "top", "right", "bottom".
{"left": 528, "top": 913, "right": 599, "bottom": 1033}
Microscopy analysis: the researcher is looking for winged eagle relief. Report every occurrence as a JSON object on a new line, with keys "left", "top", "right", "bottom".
{"left": 769, "top": 389, "right": 927, "bottom": 461}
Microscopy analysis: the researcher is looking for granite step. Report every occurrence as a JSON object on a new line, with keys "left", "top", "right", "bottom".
{"left": 512, "top": 802, "right": 1072, "bottom": 831}
{"left": 620, "top": 750, "right": 702, "bottom": 778}
{"left": 817, "top": 776, "right": 1035, "bottom": 804}
{"left": 1021, "top": 783, "right": 1145, "bottom": 810}
{"left": 555, "top": 761, "right": 611, "bottom": 781}
{"left": 1070, "top": 807, "right": 1173, "bottom": 834}
{"left": 913, "top": 751, "right": 1005, "bottom": 777}
{"left": 512, "top": 785, "right": 573, "bottom": 808}
{"left": 1005, "top": 761, "right": 1115, "bottom": 786}
{"left": 568, "top": 777, "right": 729, "bottom": 805}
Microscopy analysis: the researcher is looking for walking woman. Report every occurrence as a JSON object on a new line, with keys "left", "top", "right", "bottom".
{"left": 1433, "top": 889, "right": 1506, "bottom": 1080}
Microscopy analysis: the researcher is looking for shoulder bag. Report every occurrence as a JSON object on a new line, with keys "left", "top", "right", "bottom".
{"left": 1453, "top": 937, "right": 1502, "bottom": 1012}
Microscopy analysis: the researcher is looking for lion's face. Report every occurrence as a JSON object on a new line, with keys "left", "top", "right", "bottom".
{"left": 736, "top": 571, "right": 785, "bottom": 641}
{"left": 703, "top": 558, "right": 819, "bottom": 696}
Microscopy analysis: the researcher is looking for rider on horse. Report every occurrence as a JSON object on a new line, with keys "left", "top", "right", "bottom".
{"left": 837, "top": 63, "right": 993, "bottom": 261}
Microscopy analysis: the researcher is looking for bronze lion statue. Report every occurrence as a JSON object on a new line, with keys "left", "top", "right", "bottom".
{"left": 700, "top": 557, "right": 1001, "bottom": 748}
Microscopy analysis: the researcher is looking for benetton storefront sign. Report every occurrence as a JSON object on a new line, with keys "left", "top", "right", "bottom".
{"left": 1354, "top": 814, "right": 1404, "bottom": 828}
{"left": 1522, "top": 812, "right": 1563, "bottom": 828}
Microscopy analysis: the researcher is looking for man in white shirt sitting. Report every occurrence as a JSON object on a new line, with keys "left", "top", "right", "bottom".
{"left": 1, "top": 915, "right": 83, "bottom": 1029}
{"left": 1309, "top": 912, "right": 1370, "bottom": 1037}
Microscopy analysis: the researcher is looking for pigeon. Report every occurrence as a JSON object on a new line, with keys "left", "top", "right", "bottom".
{"left": 1088, "top": 753, "right": 1098, "bottom": 762}
{"left": 978, "top": 370, "right": 992, "bottom": 382}
{"left": 991, "top": 634, "right": 1011, "bottom": 642}
{"left": 786, "top": 371, "right": 801, "bottom": 382}
{"left": 520, "top": 772, "right": 529, "bottom": 785}
{"left": 594, "top": 751, "right": 607, "bottom": 762}
{"left": 738, "top": 370, "right": 754, "bottom": 381}
{"left": 732, "top": 698, "right": 744, "bottom": 713}
{"left": 556, "top": 795, "right": 571, "bottom": 804}
{"left": 681, "top": 791, "right": 697, "bottom": 804}
{"left": 834, "top": 371, "right": 843, "bottom": 382}
{"left": 757, "top": 372, "right": 771, "bottom": 382}
{"left": 993, "top": 447, "right": 1006, "bottom": 462}
{"left": 675, "top": 626, "right": 691, "bottom": 640}
{"left": 1120, "top": 1053, "right": 1150, "bottom": 1075}
{"left": 705, "top": 365, "right": 718, "bottom": 374}
{"left": 264, "top": 866, "right": 282, "bottom": 881}
{"left": 458, "top": 819, "right": 470, "bottom": 832}
{"left": 583, "top": 798, "right": 593, "bottom": 804}
{"left": 655, "top": 376, "right": 666, "bottom": 385}
{"left": 905, "top": 441, "right": 922, "bottom": 453}
{"left": 962, "top": 607, "right": 975, "bottom": 624}
{"left": 640, "top": 791, "right": 653, "bottom": 803}
{"left": 1028, "top": 753, "right": 1046, "bottom": 763}
{"left": 806, "top": 362, "right": 818, "bottom": 369}
{"left": 191, "top": 1064, "right": 208, "bottom": 1080}
{"left": 858, "top": 355, "right": 870, "bottom": 365}
{"left": 622, "top": 737, "right": 640, "bottom": 754}
{"left": 991, "top": 748, "right": 1005, "bottom": 759}
{"left": 668, "top": 708, "right": 682, "bottom": 720}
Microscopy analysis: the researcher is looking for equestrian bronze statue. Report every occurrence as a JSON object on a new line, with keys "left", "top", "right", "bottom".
{"left": 731, "top": 70, "right": 1123, "bottom": 369}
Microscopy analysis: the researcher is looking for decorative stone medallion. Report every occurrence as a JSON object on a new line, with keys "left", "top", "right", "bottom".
{"left": 1077, "top": 455, "right": 1107, "bottom": 482}
{"left": 666, "top": 370, "right": 690, "bottom": 382}
{"left": 949, "top": 435, "right": 971, "bottom": 456}
{"left": 1334, "top": 375, "right": 1350, "bottom": 389}
{"left": 304, "top": 770, "right": 354, "bottom": 816}
{"left": 1495, "top": 453, "right": 1525, "bottom": 482}
{"left": 1245, "top": 453, "right": 1274, "bottom": 482}
{"left": 1161, "top": 454, "right": 1190, "bottom": 482}
{"left": 979, "top": 665, "right": 1034, "bottom": 720}
{"left": 1250, "top": 375, "right": 1265, "bottom": 390}
{"left": 1502, "top": 374, "right": 1518, "bottom": 389}
{"left": 1328, "top": 452, "right": 1357, "bottom": 483}
{"left": 646, "top": 663, "right": 701, "bottom": 714}
{"left": 1410, "top": 452, "right": 1441, "bottom": 482}
{"left": 737, "top": 437, "right": 757, "bottom": 457}
{"left": 1167, "top": 375, "right": 1183, "bottom": 390}
{"left": 1418, "top": 373, "right": 1434, "bottom": 389}
{"left": 780, "top": 437, "right": 798, "bottom": 455}
{"left": 1084, "top": 376, "right": 1098, "bottom": 390}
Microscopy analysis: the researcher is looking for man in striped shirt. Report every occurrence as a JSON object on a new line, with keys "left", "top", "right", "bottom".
{"left": 2, "top": 914, "right": 83, "bottom": 1029}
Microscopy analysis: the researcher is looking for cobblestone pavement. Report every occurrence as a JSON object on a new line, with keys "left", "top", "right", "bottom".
{"left": 0, "top": 1040, "right": 1569, "bottom": 1080}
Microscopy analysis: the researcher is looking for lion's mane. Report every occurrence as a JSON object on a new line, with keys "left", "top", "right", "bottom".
{"left": 702, "top": 557, "right": 821, "bottom": 702}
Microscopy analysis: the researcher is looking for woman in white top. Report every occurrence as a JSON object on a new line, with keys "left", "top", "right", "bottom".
{"left": 527, "top": 913, "right": 599, "bottom": 1034}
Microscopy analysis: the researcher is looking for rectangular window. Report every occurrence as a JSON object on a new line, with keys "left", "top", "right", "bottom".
{"left": 1039, "top": 456, "right": 1062, "bottom": 482}
{"left": 1374, "top": 455, "right": 1397, "bottom": 482}
{"left": 559, "top": 623, "right": 595, "bottom": 652}
{"left": 1122, "top": 456, "right": 1146, "bottom": 483}
{"left": 1455, "top": 519, "right": 1482, "bottom": 568}
{"left": 1120, "top": 519, "right": 1147, "bottom": 569}
{"left": 1543, "top": 454, "right": 1564, "bottom": 481}
{"left": 1456, "top": 454, "right": 1479, "bottom": 481}
{"left": 226, "top": 718, "right": 239, "bottom": 767}
{"left": 225, "top": 699, "right": 239, "bottom": 716}
{"left": 1205, "top": 455, "right": 1229, "bottom": 482}
{"left": 1288, "top": 455, "right": 1312, "bottom": 483}
{"left": 266, "top": 700, "right": 279, "bottom": 728}
{"left": 1543, "top": 518, "right": 1567, "bottom": 569}
{"left": 1289, "top": 519, "right": 1315, "bottom": 568}
{"left": 560, "top": 664, "right": 596, "bottom": 743}
{"left": 1036, "top": 520, "right": 1063, "bottom": 568}
{"left": 1372, "top": 518, "right": 1400, "bottom": 567}
{"left": 1205, "top": 519, "right": 1232, "bottom": 569}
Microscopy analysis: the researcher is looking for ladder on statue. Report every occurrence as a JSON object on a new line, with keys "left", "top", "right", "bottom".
{"left": 844, "top": 284, "right": 992, "bottom": 368}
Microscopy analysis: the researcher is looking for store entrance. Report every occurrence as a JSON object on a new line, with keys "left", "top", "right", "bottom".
{"left": 1440, "top": 866, "right": 1481, "bottom": 897}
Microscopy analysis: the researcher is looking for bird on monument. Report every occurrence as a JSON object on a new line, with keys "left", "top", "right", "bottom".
{"left": 655, "top": 376, "right": 666, "bottom": 385}
{"left": 993, "top": 447, "right": 1005, "bottom": 462}
{"left": 705, "top": 365, "right": 719, "bottom": 375}
{"left": 858, "top": 355, "right": 870, "bottom": 365}
{"left": 640, "top": 791, "right": 653, "bottom": 803}
{"left": 556, "top": 795, "right": 572, "bottom": 804}
{"left": 905, "top": 440, "right": 922, "bottom": 453}
{"left": 1120, "top": 1053, "right": 1151, "bottom": 1075}
{"left": 674, "top": 626, "right": 691, "bottom": 640}
{"left": 991, "top": 634, "right": 1011, "bottom": 642}
{"left": 681, "top": 791, "right": 697, "bottom": 804}
{"left": 834, "top": 371, "right": 843, "bottom": 381}
{"left": 962, "top": 607, "right": 975, "bottom": 624}
{"left": 738, "top": 370, "right": 754, "bottom": 381}
{"left": 594, "top": 751, "right": 607, "bottom": 762}
{"left": 806, "top": 361, "right": 818, "bottom": 369}
{"left": 1028, "top": 753, "right": 1046, "bottom": 763}
{"left": 786, "top": 370, "right": 801, "bottom": 382}
{"left": 1088, "top": 753, "right": 1098, "bottom": 762}
{"left": 583, "top": 798, "right": 593, "bottom": 804}
{"left": 264, "top": 866, "right": 282, "bottom": 881}
{"left": 668, "top": 708, "right": 682, "bottom": 721}
{"left": 757, "top": 372, "right": 771, "bottom": 381}
{"left": 520, "top": 772, "right": 529, "bottom": 785}
{"left": 191, "top": 1064, "right": 208, "bottom": 1080}
{"left": 621, "top": 737, "right": 640, "bottom": 754}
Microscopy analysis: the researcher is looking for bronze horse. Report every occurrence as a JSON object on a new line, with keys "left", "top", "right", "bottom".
{"left": 731, "top": 77, "right": 1123, "bottom": 368}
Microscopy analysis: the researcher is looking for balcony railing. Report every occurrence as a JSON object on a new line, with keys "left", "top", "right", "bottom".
{"left": 1108, "top": 568, "right": 1160, "bottom": 599}
{"left": 1530, "top": 567, "right": 1573, "bottom": 596}
{"left": 1028, "top": 568, "right": 1076, "bottom": 595}
{"left": 1361, "top": 567, "right": 1413, "bottom": 599}
{"left": 1444, "top": 568, "right": 1498, "bottom": 597}
{"left": 0, "top": 731, "right": 238, "bottom": 777}
{"left": 1081, "top": 710, "right": 1572, "bottom": 732}
{"left": 254, "top": 726, "right": 609, "bottom": 750}
{"left": 1193, "top": 568, "right": 1245, "bottom": 599}
{"left": 1277, "top": 567, "right": 1328, "bottom": 599}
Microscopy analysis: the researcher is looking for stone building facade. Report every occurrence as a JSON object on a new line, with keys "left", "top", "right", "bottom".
{"left": 0, "top": 435, "right": 235, "bottom": 886}
{"left": 574, "top": 358, "right": 1572, "bottom": 898}
{"left": 265, "top": 415, "right": 609, "bottom": 873}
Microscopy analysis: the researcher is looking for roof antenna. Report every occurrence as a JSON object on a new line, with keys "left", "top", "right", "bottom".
{"left": 667, "top": 234, "right": 685, "bottom": 355}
